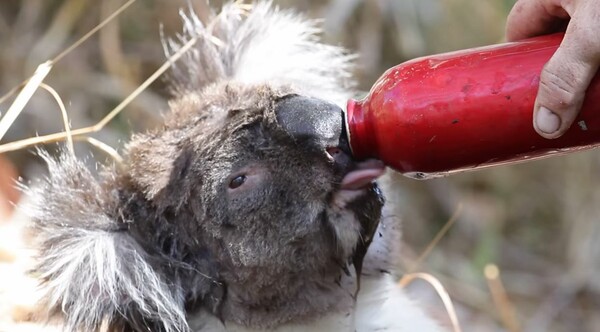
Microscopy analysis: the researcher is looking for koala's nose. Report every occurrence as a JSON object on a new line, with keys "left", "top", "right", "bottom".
{"left": 275, "top": 95, "right": 349, "bottom": 153}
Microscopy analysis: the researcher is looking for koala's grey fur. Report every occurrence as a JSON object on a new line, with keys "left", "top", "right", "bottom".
{"left": 25, "top": 1, "right": 444, "bottom": 332}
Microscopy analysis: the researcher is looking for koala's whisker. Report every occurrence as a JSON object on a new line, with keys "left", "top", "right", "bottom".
{"left": 382, "top": 214, "right": 402, "bottom": 222}
{"left": 357, "top": 231, "right": 365, "bottom": 245}
{"left": 154, "top": 253, "right": 221, "bottom": 286}
{"left": 180, "top": 264, "right": 221, "bottom": 285}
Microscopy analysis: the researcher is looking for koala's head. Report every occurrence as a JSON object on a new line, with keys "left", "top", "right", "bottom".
{"left": 29, "top": 3, "right": 386, "bottom": 331}
{"left": 120, "top": 82, "right": 384, "bottom": 326}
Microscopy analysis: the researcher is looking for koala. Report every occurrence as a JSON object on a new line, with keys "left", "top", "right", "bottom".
{"left": 25, "top": 2, "right": 444, "bottom": 332}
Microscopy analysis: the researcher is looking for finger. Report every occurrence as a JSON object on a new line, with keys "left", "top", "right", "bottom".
{"left": 533, "top": 18, "right": 600, "bottom": 138}
{"left": 506, "top": 0, "right": 570, "bottom": 41}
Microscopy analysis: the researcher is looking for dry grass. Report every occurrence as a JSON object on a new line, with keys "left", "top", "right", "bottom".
{"left": 0, "top": 1, "right": 599, "bottom": 331}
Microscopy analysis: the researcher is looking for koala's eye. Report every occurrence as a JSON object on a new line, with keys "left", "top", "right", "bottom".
{"left": 229, "top": 175, "right": 247, "bottom": 189}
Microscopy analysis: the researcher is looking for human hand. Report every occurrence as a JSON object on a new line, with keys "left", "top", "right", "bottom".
{"left": 506, "top": 0, "right": 600, "bottom": 139}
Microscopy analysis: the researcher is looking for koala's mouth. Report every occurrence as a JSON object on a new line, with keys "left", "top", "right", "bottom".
{"left": 327, "top": 158, "right": 385, "bottom": 212}
{"left": 339, "top": 159, "right": 386, "bottom": 190}
{"left": 326, "top": 146, "right": 386, "bottom": 192}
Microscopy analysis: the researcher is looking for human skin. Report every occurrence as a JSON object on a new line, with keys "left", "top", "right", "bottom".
{"left": 506, "top": 0, "right": 600, "bottom": 139}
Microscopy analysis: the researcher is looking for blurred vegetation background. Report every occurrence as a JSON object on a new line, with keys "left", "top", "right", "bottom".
{"left": 0, "top": 0, "right": 599, "bottom": 331}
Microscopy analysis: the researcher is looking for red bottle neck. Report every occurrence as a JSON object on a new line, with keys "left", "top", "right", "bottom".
{"left": 346, "top": 98, "right": 373, "bottom": 161}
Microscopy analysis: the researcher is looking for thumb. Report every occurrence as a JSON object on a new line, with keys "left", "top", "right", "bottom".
{"left": 533, "top": 27, "right": 600, "bottom": 139}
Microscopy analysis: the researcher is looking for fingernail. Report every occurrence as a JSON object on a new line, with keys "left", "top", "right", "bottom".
{"left": 535, "top": 107, "right": 561, "bottom": 134}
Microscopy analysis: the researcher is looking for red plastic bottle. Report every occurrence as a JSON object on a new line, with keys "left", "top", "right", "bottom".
{"left": 346, "top": 33, "right": 600, "bottom": 179}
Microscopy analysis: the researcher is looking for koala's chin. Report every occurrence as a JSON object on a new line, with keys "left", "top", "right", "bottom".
{"left": 326, "top": 161, "right": 386, "bottom": 269}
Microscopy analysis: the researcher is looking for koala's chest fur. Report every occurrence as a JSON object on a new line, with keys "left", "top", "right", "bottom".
{"left": 189, "top": 275, "right": 443, "bottom": 332}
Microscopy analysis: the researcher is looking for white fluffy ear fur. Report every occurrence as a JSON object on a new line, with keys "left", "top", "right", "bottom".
{"left": 26, "top": 152, "right": 188, "bottom": 332}
{"left": 164, "top": 0, "right": 357, "bottom": 107}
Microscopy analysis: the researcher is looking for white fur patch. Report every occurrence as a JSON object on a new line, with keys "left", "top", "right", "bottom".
{"left": 191, "top": 275, "right": 445, "bottom": 332}
{"left": 164, "top": 1, "right": 357, "bottom": 107}
{"left": 35, "top": 229, "right": 187, "bottom": 332}
{"left": 354, "top": 275, "right": 446, "bottom": 332}
{"left": 25, "top": 152, "right": 189, "bottom": 332}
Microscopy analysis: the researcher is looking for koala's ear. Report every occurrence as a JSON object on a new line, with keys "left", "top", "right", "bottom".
{"left": 27, "top": 151, "right": 189, "bottom": 332}
{"left": 125, "top": 131, "right": 194, "bottom": 205}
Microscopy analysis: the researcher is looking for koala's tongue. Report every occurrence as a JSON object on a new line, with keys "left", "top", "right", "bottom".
{"left": 340, "top": 159, "right": 386, "bottom": 190}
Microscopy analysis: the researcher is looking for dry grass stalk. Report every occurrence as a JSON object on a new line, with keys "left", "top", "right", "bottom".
{"left": 0, "top": 61, "right": 52, "bottom": 141}
{"left": 50, "top": 0, "right": 137, "bottom": 65}
{"left": 396, "top": 204, "right": 464, "bottom": 331}
{"left": 485, "top": 264, "right": 521, "bottom": 332}
{"left": 0, "top": 0, "right": 138, "bottom": 106}
{"left": 38, "top": 83, "right": 73, "bottom": 154}
{"left": 0, "top": 30, "right": 201, "bottom": 155}
{"left": 74, "top": 136, "right": 123, "bottom": 164}
{"left": 0, "top": 0, "right": 250, "bottom": 156}
{"left": 0, "top": 0, "right": 139, "bottom": 161}
{"left": 399, "top": 272, "right": 463, "bottom": 332}
{"left": 29, "top": 0, "right": 89, "bottom": 63}
{"left": 408, "top": 202, "right": 463, "bottom": 273}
